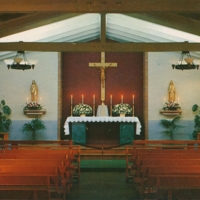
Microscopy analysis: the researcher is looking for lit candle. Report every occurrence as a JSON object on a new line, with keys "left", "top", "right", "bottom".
{"left": 110, "top": 95, "right": 112, "bottom": 104}
{"left": 133, "top": 95, "right": 134, "bottom": 104}
{"left": 121, "top": 95, "right": 123, "bottom": 104}
{"left": 82, "top": 94, "right": 84, "bottom": 104}
{"left": 71, "top": 95, "right": 73, "bottom": 104}
{"left": 26, "top": 97, "right": 28, "bottom": 103}
{"left": 164, "top": 97, "right": 166, "bottom": 103}
{"left": 93, "top": 95, "right": 95, "bottom": 104}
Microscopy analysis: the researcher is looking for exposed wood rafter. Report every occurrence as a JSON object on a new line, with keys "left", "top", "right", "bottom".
{"left": 0, "top": 13, "right": 81, "bottom": 38}
{"left": 0, "top": 41, "right": 199, "bottom": 52}
{"left": 1, "top": 0, "right": 200, "bottom": 13}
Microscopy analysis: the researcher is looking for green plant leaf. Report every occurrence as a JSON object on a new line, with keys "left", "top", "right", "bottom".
{"left": 1, "top": 100, "right": 5, "bottom": 106}
{"left": 171, "top": 115, "right": 181, "bottom": 124}
{"left": 160, "top": 116, "right": 183, "bottom": 140}
{"left": 159, "top": 119, "right": 172, "bottom": 128}
{"left": 22, "top": 118, "right": 46, "bottom": 136}
{"left": 192, "top": 104, "right": 199, "bottom": 112}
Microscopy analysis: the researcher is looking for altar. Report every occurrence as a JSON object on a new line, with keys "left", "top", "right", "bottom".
{"left": 64, "top": 116, "right": 141, "bottom": 146}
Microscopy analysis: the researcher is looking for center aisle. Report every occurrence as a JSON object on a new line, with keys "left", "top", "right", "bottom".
{"left": 69, "top": 172, "right": 140, "bottom": 200}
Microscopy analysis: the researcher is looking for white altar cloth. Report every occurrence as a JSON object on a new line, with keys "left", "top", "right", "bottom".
{"left": 64, "top": 116, "right": 141, "bottom": 135}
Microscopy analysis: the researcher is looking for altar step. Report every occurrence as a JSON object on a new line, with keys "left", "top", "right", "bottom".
{"left": 79, "top": 145, "right": 127, "bottom": 171}
{"left": 80, "top": 160, "right": 126, "bottom": 171}
{"left": 80, "top": 145, "right": 127, "bottom": 160}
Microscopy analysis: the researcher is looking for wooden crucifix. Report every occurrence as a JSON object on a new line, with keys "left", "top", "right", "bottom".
{"left": 89, "top": 52, "right": 117, "bottom": 103}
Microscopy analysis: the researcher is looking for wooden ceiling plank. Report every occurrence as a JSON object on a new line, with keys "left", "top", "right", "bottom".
{"left": 0, "top": 42, "right": 199, "bottom": 52}
{"left": 1, "top": 0, "right": 200, "bottom": 13}
{"left": 127, "top": 13, "right": 200, "bottom": 37}
{"left": 101, "top": 14, "right": 106, "bottom": 43}
{"left": 0, "top": 13, "right": 81, "bottom": 38}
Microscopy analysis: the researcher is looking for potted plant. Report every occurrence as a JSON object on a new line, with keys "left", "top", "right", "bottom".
{"left": 0, "top": 100, "right": 12, "bottom": 133}
{"left": 72, "top": 104, "right": 92, "bottom": 116}
{"left": 112, "top": 103, "right": 132, "bottom": 116}
{"left": 21, "top": 117, "right": 46, "bottom": 140}
{"left": 159, "top": 115, "right": 183, "bottom": 140}
{"left": 192, "top": 104, "right": 200, "bottom": 139}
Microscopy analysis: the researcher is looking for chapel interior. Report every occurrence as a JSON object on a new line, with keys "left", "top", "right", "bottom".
{"left": 0, "top": 1, "right": 200, "bottom": 200}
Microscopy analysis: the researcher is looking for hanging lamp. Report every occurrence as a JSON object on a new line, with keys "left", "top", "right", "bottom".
{"left": 4, "top": 51, "right": 37, "bottom": 70}
{"left": 172, "top": 51, "right": 199, "bottom": 70}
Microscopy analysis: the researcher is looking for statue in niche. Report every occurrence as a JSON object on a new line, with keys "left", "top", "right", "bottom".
{"left": 168, "top": 80, "right": 175, "bottom": 102}
{"left": 30, "top": 80, "right": 38, "bottom": 102}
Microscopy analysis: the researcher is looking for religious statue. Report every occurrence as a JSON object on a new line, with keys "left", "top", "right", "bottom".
{"left": 96, "top": 65, "right": 110, "bottom": 88}
{"left": 89, "top": 52, "right": 117, "bottom": 102}
{"left": 168, "top": 80, "right": 175, "bottom": 102}
{"left": 30, "top": 80, "right": 38, "bottom": 102}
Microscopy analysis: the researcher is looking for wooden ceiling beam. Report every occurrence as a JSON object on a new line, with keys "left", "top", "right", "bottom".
{"left": 1, "top": 0, "right": 200, "bottom": 13}
{"left": 0, "top": 13, "right": 81, "bottom": 38}
{"left": 0, "top": 41, "right": 199, "bottom": 52}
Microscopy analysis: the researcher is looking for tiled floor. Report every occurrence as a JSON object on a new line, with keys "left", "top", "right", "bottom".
{"left": 69, "top": 171, "right": 140, "bottom": 200}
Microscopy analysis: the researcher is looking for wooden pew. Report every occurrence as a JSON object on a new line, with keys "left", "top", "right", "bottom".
{"left": 0, "top": 140, "right": 73, "bottom": 149}
{"left": 0, "top": 164, "right": 71, "bottom": 200}
{"left": 0, "top": 143, "right": 81, "bottom": 182}
{"left": 137, "top": 165, "right": 200, "bottom": 200}
{"left": 133, "top": 140, "right": 200, "bottom": 148}
{"left": 126, "top": 141, "right": 200, "bottom": 199}
{"left": 126, "top": 145, "right": 200, "bottom": 181}
{"left": 0, "top": 148, "right": 78, "bottom": 199}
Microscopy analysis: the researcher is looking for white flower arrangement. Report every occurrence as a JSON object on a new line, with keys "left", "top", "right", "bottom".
{"left": 24, "top": 102, "right": 42, "bottom": 110}
{"left": 72, "top": 103, "right": 93, "bottom": 116}
{"left": 112, "top": 103, "right": 132, "bottom": 116}
{"left": 162, "top": 101, "right": 181, "bottom": 110}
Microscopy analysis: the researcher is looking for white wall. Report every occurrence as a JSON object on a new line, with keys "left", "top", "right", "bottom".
{"left": 148, "top": 52, "right": 200, "bottom": 140}
{"left": 148, "top": 52, "right": 200, "bottom": 121}
{"left": 0, "top": 52, "right": 58, "bottom": 140}
{"left": 0, "top": 52, "right": 58, "bottom": 120}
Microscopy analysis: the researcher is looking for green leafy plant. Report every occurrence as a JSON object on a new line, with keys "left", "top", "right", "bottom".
{"left": 72, "top": 104, "right": 92, "bottom": 116}
{"left": 192, "top": 104, "right": 200, "bottom": 139}
{"left": 112, "top": 103, "right": 132, "bottom": 116}
{"left": 159, "top": 115, "right": 183, "bottom": 140}
{"left": 21, "top": 118, "right": 46, "bottom": 140}
{"left": 0, "top": 100, "right": 12, "bottom": 132}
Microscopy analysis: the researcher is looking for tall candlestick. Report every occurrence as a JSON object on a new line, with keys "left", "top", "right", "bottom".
{"left": 26, "top": 97, "right": 28, "bottom": 103}
{"left": 82, "top": 95, "right": 84, "bottom": 104}
{"left": 178, "top": 97, "right": 179, "bottom": 104}
{"left": 110, "top": 95, "right": 112, "bottom": 116}
{"left": 71, "top": 95, "right": 73, "bottom": 104}
{"left": 93, "top": 95, "right": 95, "bottom": 116}
{"left": 133, "top": 95, "right": 134, "bottom": 104}
{"left": 93, "top": 95, "right": 95, "bottom": 104}
{"left": 121, "top": 95, "right": 123, "bottom": 104}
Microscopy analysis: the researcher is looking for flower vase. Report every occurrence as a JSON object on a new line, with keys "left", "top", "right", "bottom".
{"left": 120, "top": 113, "right": 125, "bottom": 117}
{"left": 80, "top": 114, "right": 86, "bottom": 117}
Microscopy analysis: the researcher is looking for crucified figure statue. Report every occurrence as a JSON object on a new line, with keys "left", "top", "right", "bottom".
{"left": 89, "top": 52, "right": 117, "bottom": 102}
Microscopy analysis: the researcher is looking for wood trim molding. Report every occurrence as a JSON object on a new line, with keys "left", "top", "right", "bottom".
{"left": 143, "top": 52, "right": 148, "bottom": 139}
{"left": 57, "top": 52, "right": 62, "bottom": 140}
